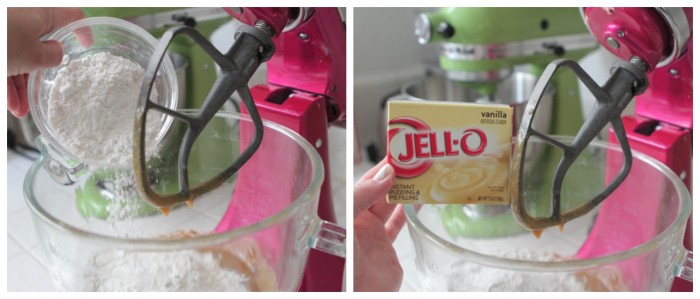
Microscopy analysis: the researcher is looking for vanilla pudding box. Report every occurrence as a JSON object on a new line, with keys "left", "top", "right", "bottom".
{"left": 386, "top": 101, "right": 513, "bottom": 204}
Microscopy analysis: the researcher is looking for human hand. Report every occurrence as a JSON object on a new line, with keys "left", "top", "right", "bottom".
{"left": 7, "top": 7, "right": 84, "bottom": 117}
{"left": 353, "top": 159, "right": 405, "bottom": 292}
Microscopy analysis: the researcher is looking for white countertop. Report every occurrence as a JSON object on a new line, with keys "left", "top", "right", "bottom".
{"left": 7, "top": 127, "right": 347, "bottom": 292}
{"left": 7, "top": 149, "right": 56, "bottom": 291}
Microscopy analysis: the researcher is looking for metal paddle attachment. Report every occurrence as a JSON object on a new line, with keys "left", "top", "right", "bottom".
{"left": 511, "top": 58, "right": 649, "bottom": 231}
{"left": 133, "top": 23, "right": 275, "bottom": 213}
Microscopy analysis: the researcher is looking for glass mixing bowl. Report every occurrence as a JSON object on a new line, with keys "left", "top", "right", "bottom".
{"left": 24, "top": 111, "right": 345, "bottom": 291}
{"left": 405, "top": 136, "right": 692, "bottom": 291}
{"left": 27, "top": 16, "right": 178, "bottom": 167}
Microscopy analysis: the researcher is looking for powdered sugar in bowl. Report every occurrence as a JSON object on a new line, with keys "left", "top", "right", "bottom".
{"left": 28, "top": 17, "right": 178, "bottom": 168}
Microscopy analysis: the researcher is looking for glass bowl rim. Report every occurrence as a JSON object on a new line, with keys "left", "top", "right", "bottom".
{"left": 24, "top": 110, "right": 325, "bottom": 251}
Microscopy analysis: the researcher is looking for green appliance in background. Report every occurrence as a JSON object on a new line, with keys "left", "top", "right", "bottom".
{"left": 415, "top": 7, "right": 598, "bottom": 134}
{"left": 77, "top": 8, "right": 236, "bottom": 219}
{"left": 408, "top": 7, "right": 600, "bottom": 237}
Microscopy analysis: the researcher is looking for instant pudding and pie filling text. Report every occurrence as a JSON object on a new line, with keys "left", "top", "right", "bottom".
{"left": 387, "top": 101, "right": 513, "bottom": 204}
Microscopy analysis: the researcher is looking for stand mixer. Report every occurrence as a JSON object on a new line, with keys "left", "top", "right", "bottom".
{"left": 80, "top": 7, "right": 345, "bottom": 291}
{"left": 414, "top": 8, "right": 597, "bottom": 112}
{"left": 411, "top": 7, "right": 599, "bottom": 236}
{"left": 574, "top": 7, "right": 693, "bottom": 292}
{"left": 220, "top": 8, "right": 346, "bottom": 291}
{"left": 399, "top": 7, "right": 692, "bottom": 291}
{"left": 507, "top": 7, "right": 692, "bottom": 291}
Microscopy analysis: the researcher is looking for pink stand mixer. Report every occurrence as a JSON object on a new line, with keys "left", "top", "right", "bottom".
{"left": 580, "top": 7, "right": 692, "bottom": 292}
{"left": 512, "top": 7, "right": 691, "bottom": 291}
{"left": 133, "top": 7, "right": 345, "bottom": 291}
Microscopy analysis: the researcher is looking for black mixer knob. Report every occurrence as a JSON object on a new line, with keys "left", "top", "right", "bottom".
{"left": 544, "top": 42, "right": 565, "bottom": 56}
{"left": 173, "top": 14, "right": 197, "bottom": 27}
{"left": 437, "top": 22, "right": 455, "bottom": 39}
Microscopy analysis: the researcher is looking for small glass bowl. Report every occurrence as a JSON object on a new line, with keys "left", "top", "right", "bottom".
{"left": 27, "top": 17, "right": 178, "bottom": 167}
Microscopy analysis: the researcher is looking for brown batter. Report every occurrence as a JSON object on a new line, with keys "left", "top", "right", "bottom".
{"left": 578, "top": 269, "right": 629, "bottom": 291}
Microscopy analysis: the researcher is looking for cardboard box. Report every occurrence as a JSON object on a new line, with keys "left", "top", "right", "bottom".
{"left": 387, "top": 101, "right": 513, "bottom": 204}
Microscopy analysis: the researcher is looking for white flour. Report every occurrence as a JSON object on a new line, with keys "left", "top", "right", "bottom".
{"left": 102, "top": 171, "right": 148, "bottom": 238}
{"left": 448, "top": 249, "right": 587, "bottom": 291}
{"left": 85, "top": 250, "right": 249, "bottom": 291}
{"left": 47, "top": 52, "right": 162, "bottom": 167}
{"left": 45, "top": 52, "right": 255, "bottom": 292}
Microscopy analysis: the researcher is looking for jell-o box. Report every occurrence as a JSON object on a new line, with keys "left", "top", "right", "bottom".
{"left": 386, "top": 101, "right": 513, "bottom": 205}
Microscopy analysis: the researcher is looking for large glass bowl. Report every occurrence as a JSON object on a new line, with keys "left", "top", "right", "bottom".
{"left": 27, "top": 16, "right": 178, "bottom": 167}
{"left": 24, "top": 111, "right": 345, "bottom": 291}
{"left": 405, "top": 136, "right": 692, "bottom": 291}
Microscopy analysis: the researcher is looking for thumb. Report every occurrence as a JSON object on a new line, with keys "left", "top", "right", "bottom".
{"left": 32, "top": 40, "right": 64, "bottom": 70}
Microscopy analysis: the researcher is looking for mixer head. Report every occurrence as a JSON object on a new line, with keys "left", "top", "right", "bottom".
{"left": 133, "top": 23, "right": 274, "bottom": 212}
{"left": 582, "top": 7, "right": 693, "bottom": 129}
{"left": 582, "top": 8, "right": 691, "bottom": 70}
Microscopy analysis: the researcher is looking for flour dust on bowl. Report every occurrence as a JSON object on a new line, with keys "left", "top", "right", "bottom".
{"left": 24, "top": 111, "right": 345, "bottom": 291}
{"left": 405, "top": 136, "right": 692, "bottom": 291}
